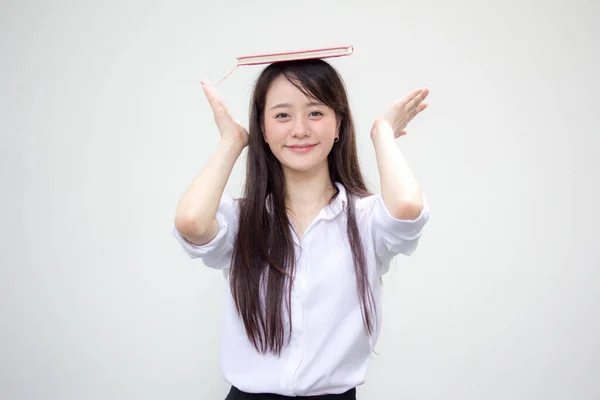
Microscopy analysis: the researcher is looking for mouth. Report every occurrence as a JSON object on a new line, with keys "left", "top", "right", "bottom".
{"left": 286, "top": 144, "right": 317, "bottom": 153}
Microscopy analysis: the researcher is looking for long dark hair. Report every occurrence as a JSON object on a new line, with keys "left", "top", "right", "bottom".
{"left": 230, "top": 59, "right": 375, "bottom": 355}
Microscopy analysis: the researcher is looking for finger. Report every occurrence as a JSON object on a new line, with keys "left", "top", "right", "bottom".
{"left": 413, "top": 102, "right": 428, "bottom": 115}
{"left": 395, "top": 129, "right": 408, "bottom": 138}
{"left": 397, "top": 88, "right": 423, "bottom": 107}
{"left": 406, "top": 103, "right": 429, "bottom": 123}
{"left": 406, "top": 88, "right": 429, "bottom": 111}
{"left": 405, "top": 102, "right": 429, "bottom": 125}
{"left": 201, "top": 80, "right": 217, "bottom": 107}
{"left": 202, "top": 80, "right": 227, "bottom": 113}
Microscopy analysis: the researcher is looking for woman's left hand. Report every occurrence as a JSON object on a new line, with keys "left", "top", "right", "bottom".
{"left": 371, "top": 88, "right": 430, "bottom": 139}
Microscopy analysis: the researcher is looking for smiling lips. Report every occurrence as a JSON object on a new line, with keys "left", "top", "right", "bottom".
{"left": 287, "top": 144, "right": 317, "bottom": 153}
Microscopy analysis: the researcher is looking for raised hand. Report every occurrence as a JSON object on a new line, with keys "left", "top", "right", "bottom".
{"left": 372, "top": 88, "right": 430, "bottom": 139}
{"left": 201, "top": 79, "right": 249, "bottom": 147}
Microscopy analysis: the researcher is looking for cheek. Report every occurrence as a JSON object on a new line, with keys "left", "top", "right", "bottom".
{"left": 315, "top": 119, "right": 337, "bottom": 140}
{"left": 263, "top": 120, "right": 289, "bottom": 144}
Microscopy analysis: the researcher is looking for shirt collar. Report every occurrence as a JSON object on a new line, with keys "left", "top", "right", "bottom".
{"left": 323, "top": 182, "right": 348, "bottom": 220}
{"left": 265, "top": 182, "right": 348, "bottom": 220}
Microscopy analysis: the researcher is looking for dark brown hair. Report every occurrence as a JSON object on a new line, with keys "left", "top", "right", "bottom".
{"left": 230, "top": 59, "right": 375, "bottom": 355}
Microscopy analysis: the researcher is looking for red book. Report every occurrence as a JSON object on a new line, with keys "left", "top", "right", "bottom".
{"left": 236, "top": 45, "right": 354, "bottom": 66}
{"left": 217, "top": 45, "right": 354, "bottom": 84}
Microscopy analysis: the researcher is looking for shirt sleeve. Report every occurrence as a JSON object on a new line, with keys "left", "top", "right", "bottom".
{"left": 172, "top": 195, "right": 239, "bottom": 269}
{"left": 359, "top": 193, "right": 430, "bottom": 274}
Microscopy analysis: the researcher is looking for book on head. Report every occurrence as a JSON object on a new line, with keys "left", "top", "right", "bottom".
{"left": 216, "top": 45, "right": 354, "bottom": 85}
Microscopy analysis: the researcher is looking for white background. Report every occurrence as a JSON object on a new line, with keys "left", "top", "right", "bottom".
{"left": 1, "top": 0, "right": 599, "bottom": 399}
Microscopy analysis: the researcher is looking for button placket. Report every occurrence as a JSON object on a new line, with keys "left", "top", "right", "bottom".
{"left": 287, "top": 232, "right": 310, "bottom": 394}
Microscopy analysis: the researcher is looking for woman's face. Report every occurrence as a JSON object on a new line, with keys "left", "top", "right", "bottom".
{"left": 262, "top": 75, "right": 339, "bottom": 174}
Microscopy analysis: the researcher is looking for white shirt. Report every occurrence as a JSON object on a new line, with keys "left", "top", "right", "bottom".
{"left": 172, "top": 183, "right": 429, "bottom": 396}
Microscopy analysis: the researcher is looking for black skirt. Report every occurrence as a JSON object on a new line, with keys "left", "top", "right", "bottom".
{"left": 225, "top": 386, "right": 357, "bottom": 400}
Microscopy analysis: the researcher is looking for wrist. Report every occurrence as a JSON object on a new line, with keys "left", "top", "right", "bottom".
{"left": 217, "top": 139, "right": 246, "bottom": 161}
{"left": 219, "top": 137, "right": 246, "bottom": 153}
{"left": 370, "top": 120, "right": 395, "bottom": 142}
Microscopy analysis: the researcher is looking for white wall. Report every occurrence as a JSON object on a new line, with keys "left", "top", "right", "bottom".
{"left": 1, "top": 0, "right": 598, "bottom": 399}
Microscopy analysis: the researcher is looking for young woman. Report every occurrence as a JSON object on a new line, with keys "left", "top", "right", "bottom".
{"left": 173, "top": 59, "right": 430, "bottom": 399}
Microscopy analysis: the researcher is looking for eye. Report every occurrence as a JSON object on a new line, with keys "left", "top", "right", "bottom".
{"left": 275, "top": 113, "right": 290, "bottom": 119}
{"left": 309, "top": 111, "right": 324, "bottom": 117}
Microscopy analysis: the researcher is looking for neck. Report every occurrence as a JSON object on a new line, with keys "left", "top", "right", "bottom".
{"left": 283, "top": 165, "right": 335, "bottom": 216}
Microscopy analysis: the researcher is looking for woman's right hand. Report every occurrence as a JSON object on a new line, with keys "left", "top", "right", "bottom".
{"left": 201, "top": 79, "right": 249, "bottom": 148}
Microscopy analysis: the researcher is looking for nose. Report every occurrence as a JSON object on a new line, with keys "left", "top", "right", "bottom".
{"left": 291, "top": 117, "right": 310, "bottom": 138}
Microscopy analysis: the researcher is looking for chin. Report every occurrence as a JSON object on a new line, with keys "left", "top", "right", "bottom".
{"left": 281, "top": 159, "right": 328, "bottom": 174}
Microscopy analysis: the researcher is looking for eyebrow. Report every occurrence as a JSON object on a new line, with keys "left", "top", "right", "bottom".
{"left": 269, "top": 101, "right": 325, "bottom": 110}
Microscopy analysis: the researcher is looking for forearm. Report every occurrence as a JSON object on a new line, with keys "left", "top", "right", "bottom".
{"left": 175, "top": 139, "right": 244, "bottom": 234}
{"left": 371, "top": 122, "right": 424, "bottom": 220}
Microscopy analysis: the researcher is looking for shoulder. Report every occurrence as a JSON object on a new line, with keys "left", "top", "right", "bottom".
{"left": 334, "top": 182, "right": 378, "bottom": 212}
{"left": 354, "top": 193, "right": 380, "bottom": 211}
{"left": 218, "top": 194, "right": 243, "bottom": 216}
{"left": 348, "top": 190, "right": 381, "bottom": 221}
